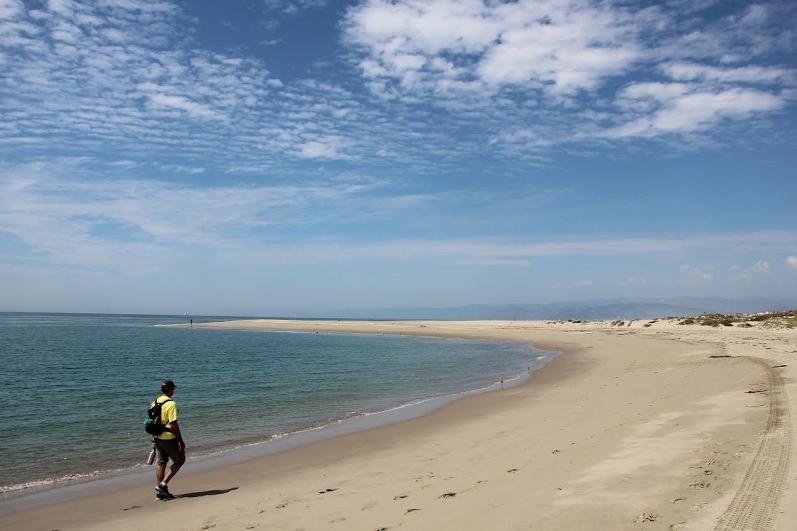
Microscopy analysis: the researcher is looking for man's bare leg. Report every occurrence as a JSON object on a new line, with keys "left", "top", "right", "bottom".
{"left": 161, "top": 460, "right": 183, "bottom": 485}
{"left": 156, "top": 462, "right": 166, "bottom": 484}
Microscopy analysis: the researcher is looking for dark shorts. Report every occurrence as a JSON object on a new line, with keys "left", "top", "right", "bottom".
{"left": 154, "top": 438, "right": 185, "bottom": 466}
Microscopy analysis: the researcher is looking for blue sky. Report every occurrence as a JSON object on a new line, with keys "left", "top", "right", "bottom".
{"left": 1, "top": 0, "right": 796, "bottom": 315}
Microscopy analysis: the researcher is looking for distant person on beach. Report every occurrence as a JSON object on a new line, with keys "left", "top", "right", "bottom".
{"left": 151, "top": 379, "right": 186, "bottom": 500}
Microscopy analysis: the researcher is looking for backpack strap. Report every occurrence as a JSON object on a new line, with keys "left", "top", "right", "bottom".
{"left": 154, "top": 397, "right": 174, "bottom": 433}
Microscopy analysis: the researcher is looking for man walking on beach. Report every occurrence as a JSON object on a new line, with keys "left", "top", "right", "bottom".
{"left": 152, "top": 379, "right": 186, "bottom": 500}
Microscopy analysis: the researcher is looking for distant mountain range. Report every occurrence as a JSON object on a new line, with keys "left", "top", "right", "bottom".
{"left": 333, "top": 297, "right": 797, "bottom": 321}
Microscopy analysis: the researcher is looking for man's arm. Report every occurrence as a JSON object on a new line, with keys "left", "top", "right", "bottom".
{"left": 170, "top": 421, "right": 186, "bottom": 452}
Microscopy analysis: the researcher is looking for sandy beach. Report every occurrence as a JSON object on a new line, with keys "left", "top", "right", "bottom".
{"left": 3, "top": 318, "right": 795, "bottom": 530}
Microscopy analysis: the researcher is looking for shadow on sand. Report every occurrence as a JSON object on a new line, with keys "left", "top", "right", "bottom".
{"left": 177, "top": 487, "right": 239, "bottom": 498}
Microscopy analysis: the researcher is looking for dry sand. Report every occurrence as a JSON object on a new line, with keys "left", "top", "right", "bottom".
{"left": 3, "top": 319, "right": 796, "bottom": 530}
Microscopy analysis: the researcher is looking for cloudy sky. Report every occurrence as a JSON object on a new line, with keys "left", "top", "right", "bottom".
{"left": 1, "top": 0, "right": 796, "bottom": 315}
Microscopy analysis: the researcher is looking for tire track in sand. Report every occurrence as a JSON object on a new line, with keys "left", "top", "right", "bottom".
{"left": 714, "top": 357, "right": 791, "bottom": 531}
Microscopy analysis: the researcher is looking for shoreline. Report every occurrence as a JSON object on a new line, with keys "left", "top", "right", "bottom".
{"left": 0, "top": 333, "right": 553, "bottom": 513}
{"left": 2, "top": 319, "right": 794, "bottom": 530}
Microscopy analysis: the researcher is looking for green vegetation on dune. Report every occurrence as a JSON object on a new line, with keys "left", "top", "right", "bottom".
{"left": 677, "top": 310, "right": 797, "bottom": 329}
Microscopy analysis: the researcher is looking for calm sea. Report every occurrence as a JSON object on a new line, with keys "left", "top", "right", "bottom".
{"left": 0, "top": 313, "right": 553, "bottom": 495}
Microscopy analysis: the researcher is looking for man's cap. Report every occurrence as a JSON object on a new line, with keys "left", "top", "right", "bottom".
{"left": 161, "top": 379, "right": 177, "bottom": 389}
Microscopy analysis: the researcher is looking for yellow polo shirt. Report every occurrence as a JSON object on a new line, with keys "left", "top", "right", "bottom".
{"left": 151, "top": 395, "right": 178, "bottom": 440}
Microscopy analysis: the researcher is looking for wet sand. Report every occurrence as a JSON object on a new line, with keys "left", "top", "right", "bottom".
{"left": 2, "top": 319, "right": 794, "bottom": 530}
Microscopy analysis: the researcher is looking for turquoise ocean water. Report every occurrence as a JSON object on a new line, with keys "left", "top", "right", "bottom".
{"left": 0, "top": 313, "right": 553, "bottom": 495}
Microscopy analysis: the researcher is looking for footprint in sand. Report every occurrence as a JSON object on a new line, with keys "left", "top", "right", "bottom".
{"left": 275, "top": 497, "right": 295, "bottom": 509}
{"left": 690, "top": 502, "right": 709, "bottom": 513}
{"left": 318, "top": 488, "right": 338, "bottom": 494}
{"left": 393, "top": 494, "right": 408, "bottom": 500}
{"left": 439, "top": 492, "right": 457, "bottom": 499}
{"left": 405, "top": 508, "right": 421, "bottom": 514}
{"left": 507, "top": 468, "right": 518, "bottom": 473}
{"left": 633, "top": 512, "right": 660, "bottom": 523}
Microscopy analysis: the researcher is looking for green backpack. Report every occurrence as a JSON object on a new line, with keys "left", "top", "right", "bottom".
{"left": 144, "top": 398, "right": 173, "bottom": 435}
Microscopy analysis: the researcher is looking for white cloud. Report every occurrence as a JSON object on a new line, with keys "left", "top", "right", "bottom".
{"left": 679, "top": 264, "right": 713, "bottom": 282}
{"left": 341, "top": 0, "right": 796, "bottom": 147}
{"left": 751, "top": 260, "right": 771, "bottom": 273}
{"left": 147, "top": 93, "right": 221, "bottom": 120}
{"left": 47, "top": 0, "right": 76, "bottom": 17}
{"left": 5, "top": 160, "right": 797, "bottom": 271}
{"left": 741, "top": 4, "right": 769, "bottom": 26}
{"left": 0, "top": 0, "right": 450, "bottom": 169}
{"left": 108, "top": 160, "right": 138, "bottom": 170}
{"left": 609, "top": 85, "right": 785, "bottom": 138}
{"left": 0, "top": 0, "right": 24, "bottom": 19}
{"left": 243, "top": 232, "right": 797, "bottom": 267}
{"left": 344, "top": 0, "right": 641, "bottom": 97}
{"left": 620, "top": 82, "right": 692, "bottom": 101}
{"left": 787, "top": 256, "right": 797, "bottom": 271}
{"left": 259, "top": 0, "right": 327, "bottom": 32}
{"left": 0, "top": 0, "right": 795, "bottom": 173}
{"left": 0, "top": 163, "right": 397, "bottom": 269}
{"left": 619, "top": 276, "right": 648, "bottom": 287}
{"left": 263, "top": 0, "right": 326, "bottom": 16}
{"left": 660, "top": 62, "right": 793, "bottom": 85}
{"left": 296, "top": 136, "right": 351, "bottom": 160}
{"left": 730, "top": 259, "right": 773, "bottom": 279}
